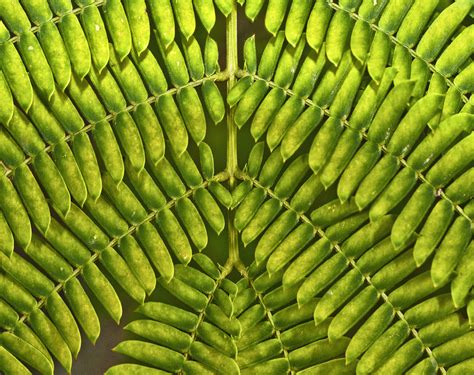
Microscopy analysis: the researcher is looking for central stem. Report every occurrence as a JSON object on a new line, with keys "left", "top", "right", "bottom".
{"left": 226, "top": 3, "right": 238, "bottom": 182}
{"left": 224, "top": 3, "right": 243, "bottom": 276}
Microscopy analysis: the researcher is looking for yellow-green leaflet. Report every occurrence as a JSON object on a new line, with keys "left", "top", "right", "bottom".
{"left": 258, "top": 31, "right": 286, "bottom": 81}
{"left": 325, "top": 10, "right": 353, "bottom": 67}
{"left": 132, "top": 50, "right": 168, "bottom": 95}
{"left": 0, "top": 41, "right": 34, "bottom": 112}
{"left": 0, "top": 174, "right": 31, "bottom": 249}
{"left": 132, "top": 103, "right": 165, "bottom": 165}
{"left": 158, "top": 39, "right": 189, "bottom": 87}
{"left": 108, "top": 47, "right": 148, "bottom": 104}
{"left": 431, "top": 216, "right": 471, "bottom": 288}
{"left": 114, "top": 111, "right": 146, "bottom": 172}
{"left": 102, "top": 173, "right": 147, "bottom": 225}
{"left": 156, "top": 94, "right": 189, "bottom": 156}
{"left": 72, "top": 132, "right": 102, "bottom": 201}
{"left": 85, "top": 194, "right": 128, "bottom": 238}
{"left": 413, "top": 199, "right": 454, "bottom": 267}
{"left": 369, "top": 167, "right": 417, "bottom": 221}
{"left": 104, "top": 0, "right": 132, "bottom": 61}
{"left": 202, "top": 80, "right": 225, "bottom": 124}
{"left": 88, "top": 66, "right": 126, "bottom": 114}
{"left": 100, "top": 247, "right": 146, "bottom": 304}
{"left": 148, "top": 0, "right": 174, "bottom": 49}
{"left": 227, "top": 76, "right": 253, "bottom": 107}
{"left": 151, "top": 157, "right": 186, "bottom": 198}
{"left": 275, "top": 154, "right": 310, "bottom": 199}
{"left": 282, "top": 106, "right": 323, "bottom": 161}
{"left": 118, "top": 235, "right": 156, "bottom": 295}
{"left": 52, "top": 142, "right": 88, "bottom": 207}
{"left": 173, "top": 0, "right": 195, "bottom": 40}
{"left": 265, "top": 0, "right": 290, "bottom": 36}
{"left": 48, "top": 89, "right": 84, "bottom": 133}
{"left": 308, "top": 117, "right": 344, "bottom": 173}
{"left": 13, "top": 164, "right": 50, "bottom": 234}
{"left": 92, "top": 120, "right": 125, "bottom": 184}
{"left": 182, "top": 36, "right": 204, "bottom": 81}
{"left": 1, "top": 332, "right": 53, "bottom": 375}
{"left": 136, "top": 222, "right": 174, "bottom": 282}
{"left": 285, "top": 0, "right": 312, "bottom": 47}
{"left": 367, "top": 80, "right": 416, "bottom": 144}
{"left": 416, "top": 0, "right": 473, "bottom": 62}
{"left": 81, "top": 6, "right": 109, "bottom": 73}
{"left": 245, "top": 0, "right": 265, "bottom": 21}
{"left": 28, "top": 92, "right": 64, "bottom": 145}
{"left": 204, "top": 36, "right": 219, "bottom": 75}
{"left": 125, "top": 0, "right": 150, "bottom": 55}
{"left": 306, "top": 0, "right": 333, "bottom": 52}
{"left": 63, "top": 278, "right": 100, "bottom": 345}
{"left": 43, "top": 291, "right": 80, "bottom": 358}
{"left": 0, "top": 71, "right": 13, "bottom": 125}
{"left": 156, "top": 208, "right": 193, "bottom": 265}
{"left": 59, "top": 13, "right": 91, "bottom": 79}
{"left": 194, "top": 188, "right": 225, "bottom": 234}
{"left": 176, "top": 197, "right": 208, "bottom": 251}
{"left": 0, "top": 212, "right": 14, "bottom": 257}
{"left": 387, "top": 93, "right": 444, "bottom": 157}
{"left": 0, "top": 346, "right": 31, "bottom": 375}
{"left": 106, "top": 364, "right": 169, "bottom": 375}
{"left": 194, "top": 0, "right": 216, "bottom": 33}
{"left": 235, "top": 79, "right": 269, "bottom": 128}
{"left": 266, "top": 223, "right": 315, "bottom": 274}
{"left": 255, "top": 210, "right": 299, "bottom": 265}
{"left": 25, "top": 313, "right": 70, "bottom": 372}
{"left": 177, "top": 86, "right": 206, "bottom": 144}
{"left": 378, "top": 0, "right": 414, "bottom": 34}
{"left": 68, "top": 73, "right": 106, "bottom": 123}
{"left": 0, "top": 130, "right": 23, "bottom": 168}
{"left": 0, "top": 0, "right": 31, "bottom": 33}
{"left": 396, "top": 0, "right": 439, "bottom": 47}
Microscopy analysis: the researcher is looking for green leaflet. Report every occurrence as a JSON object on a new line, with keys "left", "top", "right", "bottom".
{"left": 44, "top": 292, "right": 81, "bottom": 359}
{"left": 156, "top": 208, "right": 193, "bottom": 265}
{"left": 136, "top": 222, "right": 174, "bottom": 282}
{"left": 64, "top": 277, "right": 100, "bottom": 345}
{"left": 431, "top": 217, "right": 471, "bottom": 288}
{"left": 284, "top": 1, "right": 312, "bottom": 47}
{"left": 100, "top": 247, "right": 146, "bottom": 304}
{"left": 416, "top": 0, "right": 473, "bottom": 62}
{"left": 0, "top": 332, "right": 53, "bottom": 375}
{"left": 265, "top": 0, "right": 290, "bottom": 36}
{"left": 113, "top": 340, "right": 184, "bottom": 372}
{"left": 118, "top": 235, "right": 156, "bottom": 295}
{"left": 13, "top": 164, "right": 50, "bottom": 234}
{"left": 391, "top": 183, "right": 435, "bottom": 250}
{"left": 0, "top": 174, "right": 32, "bottom": 249}
{"left": 0, "top": 40, "right": 34, "bottom": 112}
{"left": 18, "top": 31, "right": 55, "bottom": 100}
{"left": 0, "top": 212, "right": 14, "bottom": 257}
{"left": 59, "top": 14, "right": 91, "bottom": 79}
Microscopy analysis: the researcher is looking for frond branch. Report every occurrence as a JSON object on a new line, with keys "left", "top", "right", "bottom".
{"left": 235, "top": 70, "right": 471, "bottom": 223}
{"left": 6, "top": 0, "right": 106, "bottom": 45}
{"left": 7, "top": 171, "right": 230, "bottom": 337}
{"left": 326, "top": 0, "right": 468, "bottom": 105}
{"left": 244, "top": 272, "right": 293, "bottom": 374}
{"left": 236, "top": 170, "right": 445, "bottom": 373}
{"left": 3, "top": 72, "right": 229, "bottom": 180}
